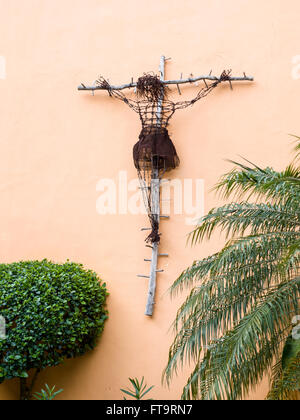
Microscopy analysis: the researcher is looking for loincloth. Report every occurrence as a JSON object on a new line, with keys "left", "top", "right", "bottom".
{"left": 133, "top": 126, "right": 180, "bottom": 171}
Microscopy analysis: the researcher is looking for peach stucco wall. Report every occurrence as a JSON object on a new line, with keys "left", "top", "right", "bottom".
{"left": 0, "top": 0, "right": 299, "bottom": 400}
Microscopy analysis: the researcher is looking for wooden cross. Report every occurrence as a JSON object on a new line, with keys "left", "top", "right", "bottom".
{"left": 78, "top": 56, "right": 253, "bottom": 317}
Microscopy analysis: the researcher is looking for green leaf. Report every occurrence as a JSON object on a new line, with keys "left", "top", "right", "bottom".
{"left": 120, "top": 377, "right": 154, "bottom": 400}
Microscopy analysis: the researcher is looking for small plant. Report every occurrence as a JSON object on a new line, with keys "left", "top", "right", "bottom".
{"left": 121, "top": 377, "right": 154, "bottom": 400}
{"left": 33, "top": 384, "right": 63, "bottom": 400}
{"left": 0, "top": 260, "right": 108, "bottom": 400}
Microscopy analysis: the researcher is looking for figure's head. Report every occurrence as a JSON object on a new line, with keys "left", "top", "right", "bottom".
{"left": 136, "top": 73, "right": 167, "bottom": 102}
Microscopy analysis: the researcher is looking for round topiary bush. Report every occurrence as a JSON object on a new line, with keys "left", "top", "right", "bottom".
{"left": 0, "top": 260, "right": 108, "bottom": 400}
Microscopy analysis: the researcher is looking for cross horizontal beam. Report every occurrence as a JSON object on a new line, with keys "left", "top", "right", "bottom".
{"left": 78, "top": 74, "right": 253, "bottom": 92}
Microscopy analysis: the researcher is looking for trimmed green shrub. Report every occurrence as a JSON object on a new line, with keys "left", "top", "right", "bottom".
{"left": 0, "top": 260, "right": 108, "bottom": 400}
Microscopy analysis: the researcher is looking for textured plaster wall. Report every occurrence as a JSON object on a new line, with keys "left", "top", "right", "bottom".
{"left": 0, "top": 0, "right": 299, "bottom": 400}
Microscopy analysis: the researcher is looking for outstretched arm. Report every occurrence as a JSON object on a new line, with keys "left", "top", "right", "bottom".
{"left": 174, "top": 70, "right": 232, "bottom": 110}
{"left": 96, "top": 77, "right": 139, "bottom": 113}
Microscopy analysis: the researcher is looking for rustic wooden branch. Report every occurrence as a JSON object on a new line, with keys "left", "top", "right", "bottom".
{"left": 78, "top": 74, "right": 253, "bottom": 92}
{"left": 144, "top": 55, "right": 166, "bottom": 317}
{"left": 145, "top": 176, "right": 160, "bottom": 316}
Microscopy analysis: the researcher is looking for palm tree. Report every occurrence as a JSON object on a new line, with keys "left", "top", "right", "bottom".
{"left": 164, "top": 142, "right": 300, "bottom": 400}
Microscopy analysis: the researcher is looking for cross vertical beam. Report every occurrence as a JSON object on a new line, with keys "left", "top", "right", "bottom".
{"left": 145, "top": 55, "right": 166, "bottom": 316}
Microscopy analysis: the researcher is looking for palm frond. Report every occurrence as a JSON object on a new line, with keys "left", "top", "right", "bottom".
{"left": 290, "top": 135, "right": 300, "bottom": 163}
{"left": 167, "top": 141, "right": 300, "bottom": 400}
{"left": 215, "top": 162, "right": 300, "bottom": 206}
{"left": 189, "top": 202, "right": 300, "bottom": 246}
{"left": 172, "top": 278, "right": 300, "bottom": 400}
{"left": 267, "top": 335, "right": 300, "bottom": 400}
{"left": 165, "top": 276, "right": 300, "bottom": 395}
{"left": 171, "top": 231, "right": 300, "bottom": 297}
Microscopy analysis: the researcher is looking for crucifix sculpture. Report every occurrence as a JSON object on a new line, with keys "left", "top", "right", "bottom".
{"left": 78, "top": 56, "right": 253, "bottom": 316}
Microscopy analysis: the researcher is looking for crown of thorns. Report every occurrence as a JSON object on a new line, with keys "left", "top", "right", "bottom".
{"left": 136, "top": 73, "right": 168, "bottom": 101}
